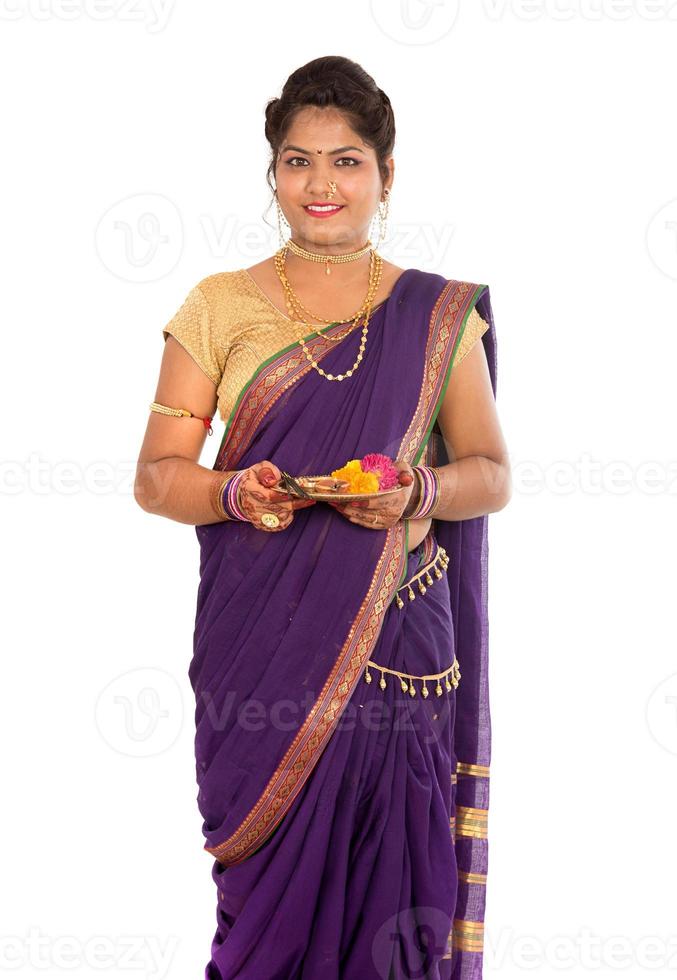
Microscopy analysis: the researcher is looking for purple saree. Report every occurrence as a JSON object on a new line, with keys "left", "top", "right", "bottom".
{"left": 190, "top": 268, "right": 497, "bottom": 979}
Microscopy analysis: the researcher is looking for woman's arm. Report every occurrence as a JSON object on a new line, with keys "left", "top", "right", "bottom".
{"left": 134, "top": 336, "right": 232, "bottom": 525}
{"left": 431, "top": 333, "right": 512, "bottom": 521}
{"left": 135, "top": 336, "right": 311, "bottom": 528}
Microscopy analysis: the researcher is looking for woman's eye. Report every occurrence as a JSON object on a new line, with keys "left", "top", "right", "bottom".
{"left": 284, "top": 156, "right": 360, "bottom": 167}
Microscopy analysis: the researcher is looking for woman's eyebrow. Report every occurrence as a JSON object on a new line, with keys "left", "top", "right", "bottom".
{"left": 281, "top": 144, "right": 366, "bottom": 155}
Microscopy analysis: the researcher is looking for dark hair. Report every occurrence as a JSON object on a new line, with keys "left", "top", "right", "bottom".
{"left": 263, "top": 56, "right": 396, "bottom": 203}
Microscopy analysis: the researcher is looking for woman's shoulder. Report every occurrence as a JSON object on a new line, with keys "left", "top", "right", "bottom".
{"left": 454, "top": 305, "right": 490, "bottom": 366}
{"left": 414, "top": 270, "right": 490, "bottom": 366}
{"left": 191, "top": 268, "right": 270, "bottom": 336}
{"left": 193, "top": 268, "right": 251, "bottom": 308}
{"left": 406, "top": 266, "right": 489, "bottom": 296}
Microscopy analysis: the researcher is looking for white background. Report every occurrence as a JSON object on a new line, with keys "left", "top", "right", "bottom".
{"left": 2, "top": 1, "right": 676, "bottom": 977}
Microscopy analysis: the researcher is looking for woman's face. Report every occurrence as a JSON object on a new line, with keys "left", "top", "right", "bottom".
{"left": 274, "top": 106, "right": 393, "bottom": 253}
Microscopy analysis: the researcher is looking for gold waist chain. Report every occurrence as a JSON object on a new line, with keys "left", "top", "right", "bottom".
{"left": 364, "top": 541, "right": 460, "bottom": 697}
{"left": 392, "top": 542, "right": 449, "bottom": 609}
{"left": 363, "top": 656, "right": 461, "bottom": 698}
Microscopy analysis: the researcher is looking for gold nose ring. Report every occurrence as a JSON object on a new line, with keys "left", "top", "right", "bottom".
{"left": 326, "top": 180, "right": 337, "bottom": 199}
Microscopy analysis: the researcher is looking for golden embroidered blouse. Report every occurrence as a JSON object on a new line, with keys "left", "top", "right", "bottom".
{"left": 161, "top": 270, "right": 490, "bottom": 426}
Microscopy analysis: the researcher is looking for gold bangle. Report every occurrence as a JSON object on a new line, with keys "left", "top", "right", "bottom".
{"left": 403, "top": 468, "right": 424, "bottom": 520}
{"left": 149, "top": 401, "right": 214, "bottom": 435}
{"left": 209, "top": 471, "right": 238, "bottom": 521}
{"left": 149, "top": 401, "right": 191, "bottom": 418}
{"left": 427, "top": 466, "right": 442, "bottom": 518}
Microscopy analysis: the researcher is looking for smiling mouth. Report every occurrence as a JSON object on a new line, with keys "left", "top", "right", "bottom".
{"left": 303, "top": 204, "right": 345, "bottom": 214}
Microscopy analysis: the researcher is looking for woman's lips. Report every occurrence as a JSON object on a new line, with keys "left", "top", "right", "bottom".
{"left": 303, "top": 205, "right": 345, "bottom": 218}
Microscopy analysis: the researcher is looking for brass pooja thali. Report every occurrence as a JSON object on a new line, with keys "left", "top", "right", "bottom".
{"left": 274, "top": 470, "right": 405, "bottom": 503}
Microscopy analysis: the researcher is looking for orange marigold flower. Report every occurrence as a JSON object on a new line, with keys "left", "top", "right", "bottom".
{"left": 350, "top": 471, "right": 379, "bottom": 494}
{"left": 330, "top": 456, "right": 389, "bottom": 494}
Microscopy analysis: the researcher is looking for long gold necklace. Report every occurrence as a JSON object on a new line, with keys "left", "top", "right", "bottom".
{"left": 274, "top": 246, "right": 382, "bottom": 334}
{"left": 275, "top": 246, "right": 382, "bottom": 334}
{"left": 274, "top": 245, "right": 382, "bottom": 329}
{"left": 274, "top": 247, "right": 383, "bottom": 381}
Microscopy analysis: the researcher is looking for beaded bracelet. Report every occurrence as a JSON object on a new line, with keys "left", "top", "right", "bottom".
{"left": 406, "top": 465, "right": 441, "bottom": 519}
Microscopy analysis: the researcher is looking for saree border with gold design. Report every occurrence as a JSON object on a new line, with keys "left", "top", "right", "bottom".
{"left": 427, "top": 284, "right": 497, "bottom": 977}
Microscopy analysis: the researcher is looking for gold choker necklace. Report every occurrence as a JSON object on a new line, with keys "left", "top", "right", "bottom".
{"left": 286, "top": 237, "right": 373, "bottom": 276}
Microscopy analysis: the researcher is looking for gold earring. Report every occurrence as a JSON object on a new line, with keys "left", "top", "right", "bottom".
{"left": 372, "top": 187, "right": 391, "bottom": 248}
{"left": 275, "top": 190, "right": 290, "bottom": 249}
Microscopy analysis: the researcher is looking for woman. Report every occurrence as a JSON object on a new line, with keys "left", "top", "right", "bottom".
{"left": 135, "top": 56, "right": 511, "bottom": 980}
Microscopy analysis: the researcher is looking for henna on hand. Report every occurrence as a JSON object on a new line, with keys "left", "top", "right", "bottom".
{"left": 238, "top": 461, "right": 316, "bottom": 531}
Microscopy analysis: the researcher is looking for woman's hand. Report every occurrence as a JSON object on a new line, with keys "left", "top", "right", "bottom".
{"left": 327, "top": 460, "right": 417, "bottom": 530}
{"left": 238, "top": 460, "right": 316, "bottom": 532}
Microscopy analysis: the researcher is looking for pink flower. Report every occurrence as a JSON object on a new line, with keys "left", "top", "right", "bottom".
{"left": 361, "top": 453, "right": 399, "bottom": 490}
